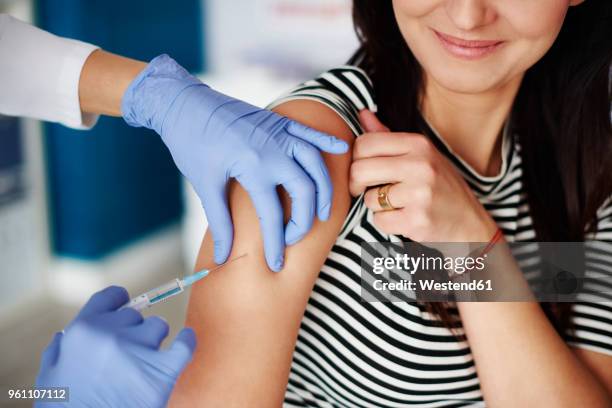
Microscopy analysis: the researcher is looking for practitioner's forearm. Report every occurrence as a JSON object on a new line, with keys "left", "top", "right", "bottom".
{"left": 78, "top": 49, "right": 146, "bottom": 116}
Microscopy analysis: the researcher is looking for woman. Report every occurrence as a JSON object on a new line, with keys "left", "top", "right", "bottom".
{"left": 171, "top": 0, "right": 612, "bottom": 406}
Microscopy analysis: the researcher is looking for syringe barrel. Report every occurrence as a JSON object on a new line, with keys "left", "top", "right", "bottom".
{"left": 124, "top": 279, "right": 184, "bottom": 311}
{"left": 144, "top": 278, "right": 184, "bottom": 305}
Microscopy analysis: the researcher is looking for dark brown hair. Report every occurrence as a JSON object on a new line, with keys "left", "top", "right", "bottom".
{"left": 352, "top": 0, "right": 612, "bottom": 334}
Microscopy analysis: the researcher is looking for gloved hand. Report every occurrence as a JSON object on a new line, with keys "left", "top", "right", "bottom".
{"left": 35, "top": 286, "right": 196, "bottom": 408}
{"left": 121, "top": 54, "right": 348, "bottom": 271}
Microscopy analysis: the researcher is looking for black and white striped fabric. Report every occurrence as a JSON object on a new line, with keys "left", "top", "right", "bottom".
{"left": 268, "top": 66, "right": 612, "bottom": 408}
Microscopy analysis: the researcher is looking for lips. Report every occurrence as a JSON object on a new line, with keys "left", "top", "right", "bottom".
{"left": 432, "top": 29, "right": 504, "bottom": 60}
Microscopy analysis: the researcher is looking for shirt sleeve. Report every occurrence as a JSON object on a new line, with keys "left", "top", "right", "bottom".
{"left": 565, "top": 196, "right": 612, "bottom": 356}
{"left": 0, "top": 14, "right": 100, "bottom": 129}
{"left": 266, "top": 65, "right": 377, "bottom": 136}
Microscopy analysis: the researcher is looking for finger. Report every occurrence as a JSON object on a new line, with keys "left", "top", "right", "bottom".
{"left": 281, "top": 166, "right": 316, "bottom": 246}
{"left": 349, "top": 156, "right": 407, "bottom": 196}
{"left": 349, "top": 155, "right": 433, "bottom": 196}
{"left": 286, "top": 120, "right": 349, "bottom": 154}
{"left": 39, "top": 332, "right": 63, "bottom": 371}
{"left": 363, "top": 183, "right": 406, "bottom": 212}
{"left": 353, "top": 132, "right": 418, "bottom": 160}
{"left": 97, "top": 307, "right": 144, "bottom": 328}
{"left": 290, "top": 141, "right": 331, "bottom": 222}
{"left": 366, "top": 183, "right": 434, "bottom": 213}
{"left": 249, "top": 188, "right": 285, "bottom": 271}
{"left": 198, "top": 183, "right": 233, "bottom": 265}
{"left": 79, "top": 286, "right": 129, "bottom": 317}
{"left": 121, "top": 316, "right": 170, "bottom": 349}
{"left": 359, "top": 109, "right": 390, "bottom": 133}
{"left": 161, "top": 328, "right": 197, "bottom": 376}
{"left": 372, "top": 209, "right": 407, "bottom": 236}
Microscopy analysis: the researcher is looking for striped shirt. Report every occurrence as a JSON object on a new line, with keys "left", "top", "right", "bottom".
{"left": 268, "top": 66, "right": 612, "bottom": 407}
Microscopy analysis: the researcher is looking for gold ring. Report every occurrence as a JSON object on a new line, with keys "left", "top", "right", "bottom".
{"left": 377, "top": 183, "right": 396, "bottom": 211}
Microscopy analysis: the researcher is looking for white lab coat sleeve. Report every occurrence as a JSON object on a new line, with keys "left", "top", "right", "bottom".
{"left": 0, "top": 14, "right": 100, "bottom": 129}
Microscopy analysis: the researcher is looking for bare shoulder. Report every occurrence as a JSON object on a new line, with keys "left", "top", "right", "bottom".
{"left": 274, "top": 98, "right": 356, "bottom": 143}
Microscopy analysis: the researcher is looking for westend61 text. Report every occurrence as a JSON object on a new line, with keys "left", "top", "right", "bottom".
{"left": 373, "top": 279, "right": 493, "bottom": 292}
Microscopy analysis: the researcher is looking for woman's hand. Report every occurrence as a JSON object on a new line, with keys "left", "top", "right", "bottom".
{"left": 349, "top": 110, "right": 498, "bottom": 242}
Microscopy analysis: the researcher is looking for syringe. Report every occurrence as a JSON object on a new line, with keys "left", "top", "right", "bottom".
{"left": 123, "top": 254, "right": 247, "bottom": 311}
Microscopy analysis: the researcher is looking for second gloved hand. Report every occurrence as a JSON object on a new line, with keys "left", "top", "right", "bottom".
{"left": 121, "top": 55, "right": 348, "bottom": 271}
{"left": 35, "top": 286, "right": 196, "bottom": 408}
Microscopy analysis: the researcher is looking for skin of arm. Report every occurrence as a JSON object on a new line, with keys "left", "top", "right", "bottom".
{"left": 168, "top": 100, "right": 355, "bottom": 407}
{"left": 457, "top": 294, "right": 612, "bottom": 406}
{"left": 572, "top": 347, "right": 612, "bottom": 396}
{"left": 449, "top": 298, "right": 612, "bottom": 404}
{"left": 78, "top": 49, "right": 146, "bottom": 116}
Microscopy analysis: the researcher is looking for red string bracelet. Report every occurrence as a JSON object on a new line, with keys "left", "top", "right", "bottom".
{"left": 478, "top": 227, "right": 504, "bottom": 259}
{"left": 450, "top": 227, "right": 504, "bottom": 280}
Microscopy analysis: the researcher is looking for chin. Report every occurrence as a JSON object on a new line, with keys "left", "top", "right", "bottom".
{"left": 427, "top": 65, "right": 507, "bottom": 95}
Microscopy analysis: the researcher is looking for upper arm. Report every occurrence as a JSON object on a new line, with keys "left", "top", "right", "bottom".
{"left": 170, "top": 100, "right": 355, "bottom": 407}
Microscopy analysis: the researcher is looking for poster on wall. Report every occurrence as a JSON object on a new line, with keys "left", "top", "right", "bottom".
{"left": 207, "top": 0, "right": 358, "bottom": 78}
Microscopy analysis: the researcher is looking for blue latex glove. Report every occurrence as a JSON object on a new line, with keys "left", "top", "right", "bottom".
{"left": 122, "top": 55, "right": 348, "bottom": 271}
{"left": 35, "top": 286, "right": 196, "bottom": 408}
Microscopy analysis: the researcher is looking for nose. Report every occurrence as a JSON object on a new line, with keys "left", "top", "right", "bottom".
{"left": 445, "top": 0, "right": 497, "bottom": 31}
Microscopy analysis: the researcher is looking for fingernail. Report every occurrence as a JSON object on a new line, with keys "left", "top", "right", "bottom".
{"left": 336, "top": 140, "right": 349, "bottom": 152}
{"left": 286, "top": 234, "right": 303, "bottom": 246}
{"left": 214, "top": 255, "right": 227, "bottom": 265}
{"left": 285, "top": 229, "right": 297, "bottom": 245}
{"left": 319, "top": 203, "right": 331, "bottom": 221}
{"left": 273, "top": 257, "right": 284, "bottom": 272}
{"left": 214, "top": 242, "right": 228, "bottom": 264}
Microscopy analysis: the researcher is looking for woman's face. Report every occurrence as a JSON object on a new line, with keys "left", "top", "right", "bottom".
{"left": 392, "top": 0, "right": 581, "bottom": 93}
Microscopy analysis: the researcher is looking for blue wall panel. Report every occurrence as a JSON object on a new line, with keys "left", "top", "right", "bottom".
{"left": 37, "top": 0, "right": 204, "bottom": 259}
{"left": 0, "top": 116, "right": 24, "bottom": 206}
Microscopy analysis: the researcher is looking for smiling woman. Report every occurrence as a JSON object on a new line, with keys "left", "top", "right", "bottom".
{"left": 392, "top": 0, "right": 573, "bottom": 93}
{"left": 171, "top": 0, "right": 612, "bottom": 406}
